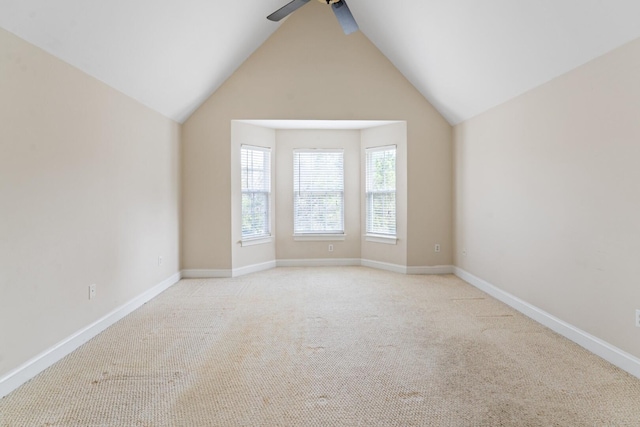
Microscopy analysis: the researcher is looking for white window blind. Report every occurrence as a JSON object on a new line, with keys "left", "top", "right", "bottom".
{"left": 241, "top": 145, "right": 271, "bottom": 239}
{"left": 366, "top": 145, "right": 396, "bottom": 236}
{"left": 293, "top": 149, "right": 344, "bottom": 234}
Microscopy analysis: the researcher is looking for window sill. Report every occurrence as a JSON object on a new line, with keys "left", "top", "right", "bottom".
{"left": 365, "top": 234, "right": 398, "bottom": 245}
{"left": 240, "top": 236, "right": 273, "bottom": 247}
{"left": 293, "top": 233, "right": 346, "bottom": 242}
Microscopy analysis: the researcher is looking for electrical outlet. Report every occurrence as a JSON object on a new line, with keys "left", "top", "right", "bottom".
{"left": 328, "top": 244, "right": 334, "bottom": 252}
{"left": 435, "top": 244, "right": 441, "bottom": 253}
{"left": 89, "top": 284, "right": 96, "bottom": 300}
{"left": 636, "top": 309, "right": 640, "bottom": 327}
{"left": 158, "top": 256, "right": 163, "bottom": 266}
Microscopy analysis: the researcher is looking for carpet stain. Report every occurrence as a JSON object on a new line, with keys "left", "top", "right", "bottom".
{"left": 399, "top": 392, "right": 424, "bottom": 403}
{"left": 305, "top": 345, "right": 326, "bottom": 355}
{"left": 306, "top": 395, "right": 330, "bottom": 407}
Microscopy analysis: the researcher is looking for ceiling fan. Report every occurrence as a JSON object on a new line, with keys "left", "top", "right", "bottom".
{"left": 267, "top": 0, "right": 359, "bottom": 35}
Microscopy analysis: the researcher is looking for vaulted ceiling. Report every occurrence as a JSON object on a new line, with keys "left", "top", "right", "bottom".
{"left": 2, "top": 0, "right": 640, "bottom": 124}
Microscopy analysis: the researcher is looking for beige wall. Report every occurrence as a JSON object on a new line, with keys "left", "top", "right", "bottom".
{"left": 181, "top": 1, "right": 452, "bottom": 271}
{"left": 275, "top": 129, "right": 361, "bottom": 261}
{"left": 361, "top": 123, "right": 408, "bottom": 266}
{"left": 454, "top": 37, "right": 640, "bottom": 359}
{"left": 231, "top": 124, "right": 408, "bottom": 267}
{"left": 0, "top": 28, "right": 181, "bottom": 378}
{"left": 231, "top": 121, "right": 276, "bottom": 270}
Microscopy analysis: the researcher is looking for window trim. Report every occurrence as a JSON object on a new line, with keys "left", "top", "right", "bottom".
{"left": 240, "top": 144, "right": 272, "bottom": 244}
{"left": 293, "top": 233, "right": 346, "bottom": 242}
{"left": 240, "top": 236, "right": 274, "bottom": 247}
{"left": 364, "top": 234, "right": 398, "bottom": 245}
{"left": 293, "top": 148, "right": 345, "bottom": 236}
{"left": 365, "top": 144, "right": 397, "bottom": 239}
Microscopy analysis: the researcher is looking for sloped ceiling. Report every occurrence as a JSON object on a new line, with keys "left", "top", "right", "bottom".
{"left": 1, "top": 0, "right": 640, "bottom": 124}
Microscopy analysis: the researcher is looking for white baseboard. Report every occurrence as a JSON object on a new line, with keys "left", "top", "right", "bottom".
{"left": 183, "top": 260, "right": 454, "bottom": 277}
{"left": 181, "top": 269, "right": 232, "bottom": 278}
{"left": 360, "top": 259, "right": 407, "bottom": 274}
{"left": 454, "top": 267, "right": 640, "bottom": 380}
{"left": 406, "top": 265, "right": 455, "bottom": 275}
{"left": 230, "top": 258, "right": 454, "bottom": 275}
{"left": 0, "top": 272, "right": 182, "bottom": 399}
{"left": 277, "top": 258, "right": 361, "bottom": 268}
{"left": 360, "top": 260, "right": 454, "bottom": 275}
{"left": 232, "top": 261, "right": 277, "bottom": 277}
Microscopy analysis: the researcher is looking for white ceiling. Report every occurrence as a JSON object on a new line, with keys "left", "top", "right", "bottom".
{"left": 2, "top": 1, "right": 640, "bottom": 124}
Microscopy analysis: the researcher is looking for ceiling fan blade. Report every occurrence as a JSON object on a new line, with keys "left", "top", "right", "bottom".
{"left": 267, "top": 0, "right": 312, "bottom": 22}
{"left": 331, "top": 0, "right": 359, "bottom": 35}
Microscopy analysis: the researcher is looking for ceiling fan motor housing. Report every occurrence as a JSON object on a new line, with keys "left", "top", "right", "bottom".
{"left": 268, "top": 0, "right": 357, "bottom": 35}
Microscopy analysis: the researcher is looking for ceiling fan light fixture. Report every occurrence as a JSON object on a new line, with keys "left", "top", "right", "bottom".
{"left": 267, "top": 0, "right": 359, "bottom": 35}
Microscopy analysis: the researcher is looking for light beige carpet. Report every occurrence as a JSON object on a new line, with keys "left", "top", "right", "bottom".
{"left": 1, "top": 267, "right": 639, "bottom": 426}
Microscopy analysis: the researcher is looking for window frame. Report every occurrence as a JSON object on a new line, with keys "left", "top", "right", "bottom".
{"left": 292, "top": 148, "right": 345, "bottom": 239}
{"left": 240, "top": 144, "right": 272, "bottom": 245}
{"left": 365, "top": 145, "right": 397, "bottom": 244}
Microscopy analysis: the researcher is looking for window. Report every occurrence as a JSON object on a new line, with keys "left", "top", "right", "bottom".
{"left": 293, "top": 149, "right": 344, "bottom": 236}
{"left": 241, "top": 145, "right": 271, "bottom": 241}
{"left": 365, "top": 145, "right": 396, "bottom": 238}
